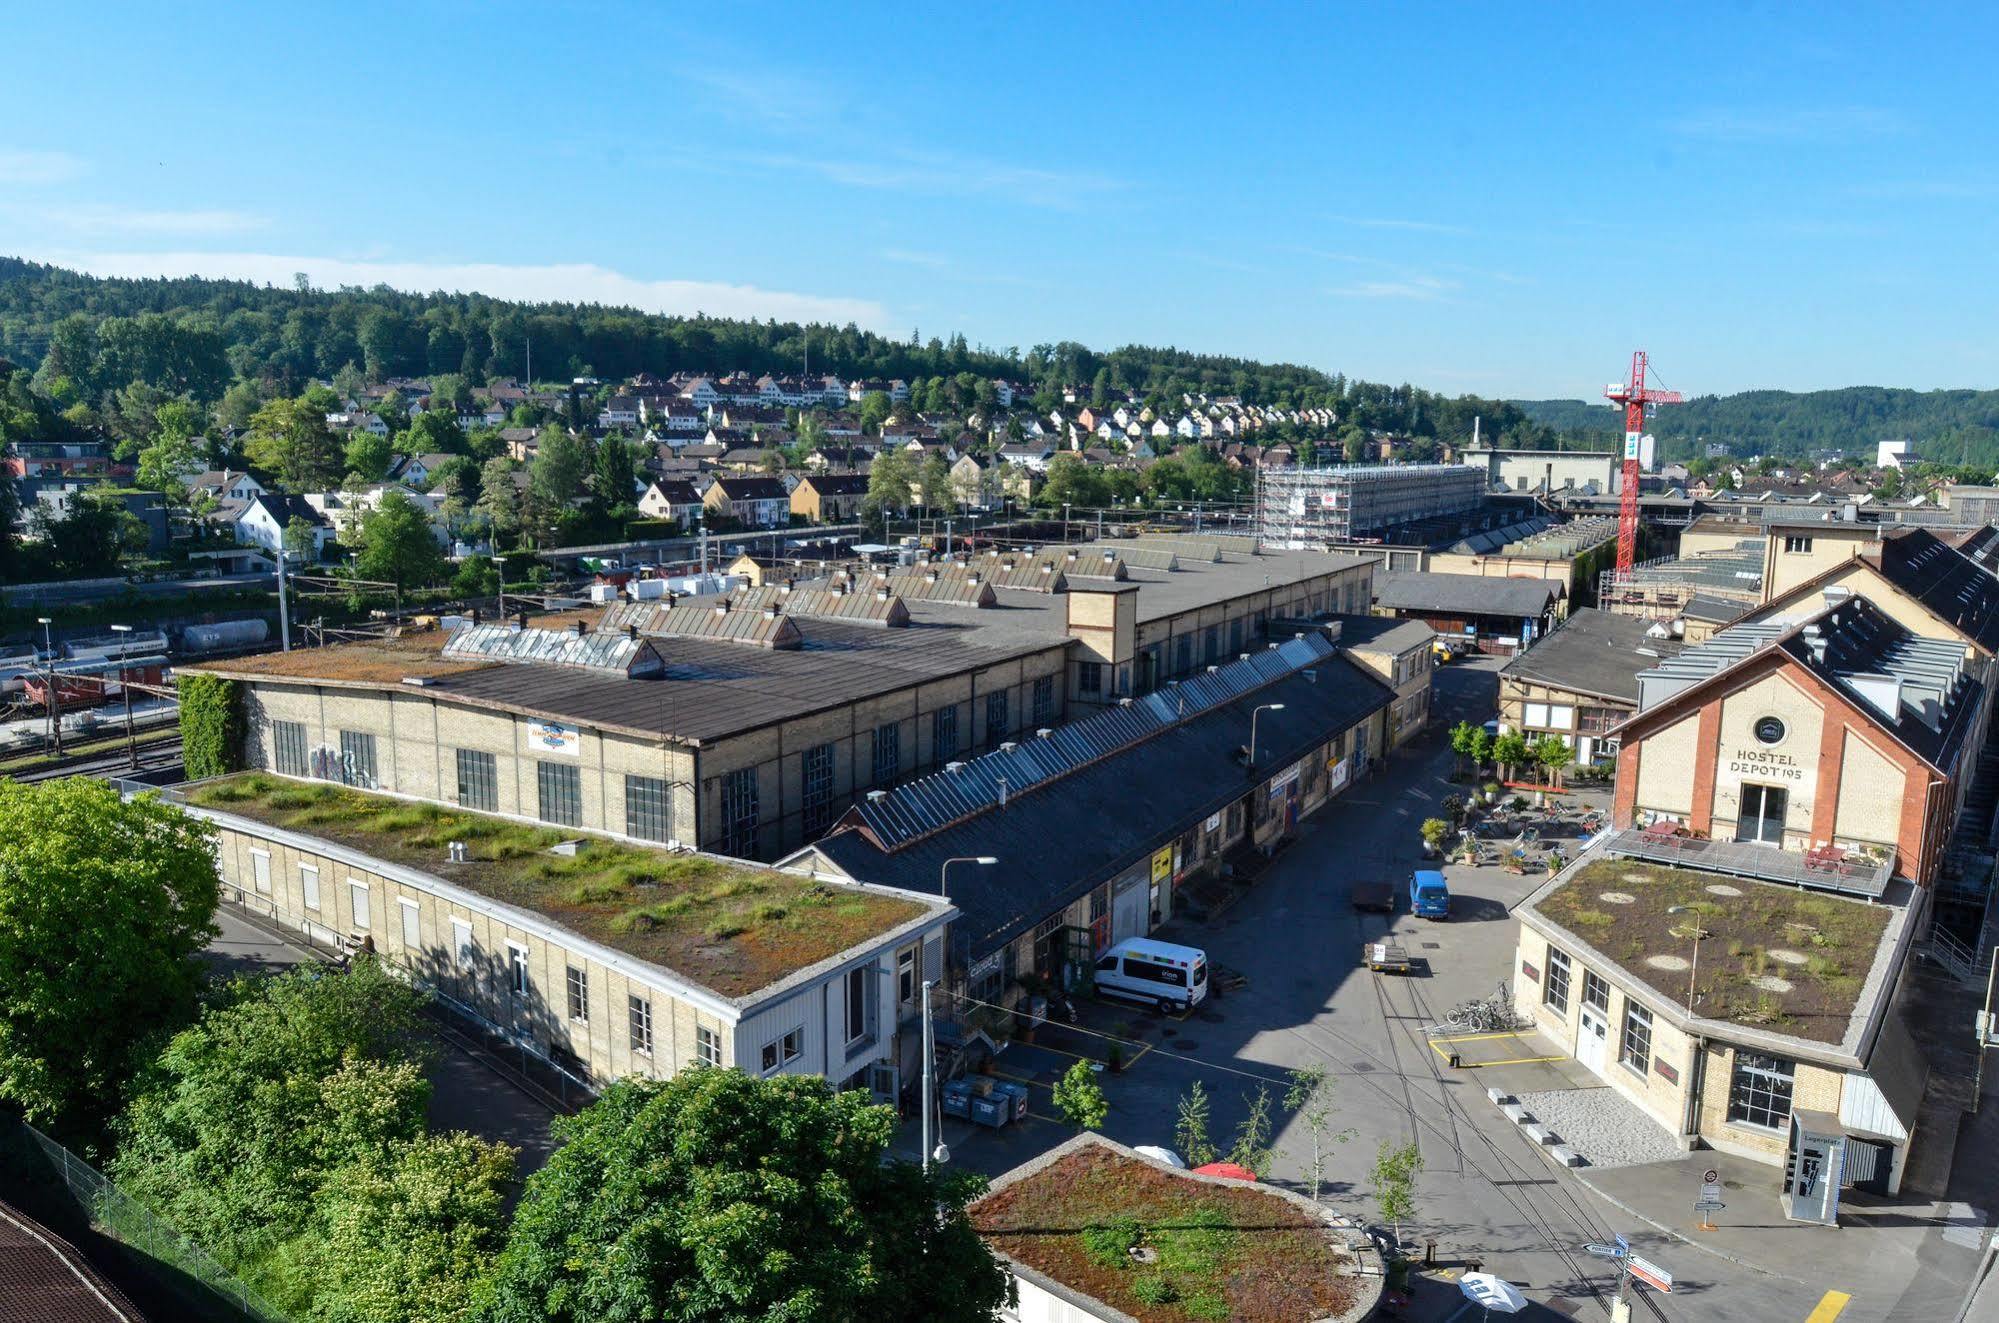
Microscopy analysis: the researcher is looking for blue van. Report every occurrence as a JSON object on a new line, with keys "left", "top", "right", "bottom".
{"left": 1410, "top": 869, "right": 1451, "bottom": 919}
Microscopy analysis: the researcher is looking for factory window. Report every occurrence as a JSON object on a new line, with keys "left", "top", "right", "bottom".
{"left": 1544, "top": 946, "right": 1572, "bottom": 1014}
{"left": 455, "top": 748, "right": 497, "bottom": 811}
{"left": 1783, "top": 536, "right": 1814, "bottom": 554}
{"left": 452, "top": 917, "right": 474, "bottom": 968}
{"left": 398, "top": 898, "right": 420, "bottom": 950}
{"left": 338, "top": 730, "right": 378, "bottom": 787}
{"left": 1175, "top": 634, "right": 1192, "bottom": 675}
{"left": 250, "top": 849, "right": 271, "bottom": 894}
{"left": 1229, "top": 619, "right": 1244, "bottom": 654}
{"left": 506, "top": 942, "right": 529, "bottom": 996}
{"left": 801, "top": 744, "right": 835, "bottom": 835}
{"left": 624, "top": 774, "right": 671, "bottom": 843}
{"left": 1583, "top": 969, "right": 1610, "bottom": 1014}
{"left": 871, "top": 723, "right": 900, "bottom": 786}
{"left": 273, "top": 720, "right": 308, "bottom": 776}
{"left": 721, "top": 767, "right": 760, "bottom": 856}
{"left": 898, "top": 943, "right": 920, "bottom": 1006}
{"left": 760, "top": 1029, "right": 803, "bottom": 1074}
{"left": 566, "top": 965, "right": 589, "bottom": 1024}
{"left": 628, "top": 994, "right": 653, "bottom": 1055}
{"left": 348, "top": 879, "right": 370, "bottom": 931}
{"left": 1032, "top": 675, "right": 1055, "bottom": 726}
{"left": 299, "top": 863, "right": 320, "bottom": 911}
{"left": 537, "top": 761, "right": 582, "bottom": 828}
{"left": 985, "top": 691, "right": 1009, "bottom": 748}
{"left": 695, "top": 1024, "right": 722, "bottom": 1067}
{"left": 1078, "top": 661, "right": 1103, "bottom": 695}
{"left": 1728, "top": 1052, "right": 1795, "bottom": 1131}
{"left": 1206, "top": 626, "right": 1220, "bottom": 662}
{"left": 844, "top": 966, "right": 873, "bottom": 1045}
{"left": 1619, "top": 1003, "right": 1652, "bottom": 1075}
{"left": 932, "top": 704, "right": 960, "bottom": 762}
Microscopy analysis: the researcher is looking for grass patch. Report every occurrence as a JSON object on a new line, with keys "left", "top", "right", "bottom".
{"left": 1536, "top": 858, "right": 1894, "bottom": 1043}
{"left": 971, "top": 1146, "right": 1359, "bottom": 1323}
{"left": 187, "top": 773, "right": 927, "bottom": 996}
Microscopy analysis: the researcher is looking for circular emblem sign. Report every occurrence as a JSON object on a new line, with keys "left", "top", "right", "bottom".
{"left": 1753, "top": 716, "right": 1786, "bottom": 746}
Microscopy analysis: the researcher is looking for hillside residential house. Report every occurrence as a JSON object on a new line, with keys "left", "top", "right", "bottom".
{"left": 790, "top": 473, "right": 871, "bottom": 524}
{"left": 236, "top": 493, "right": 333, "bottom": 559}
{"left": 703, "top": 475, "right": 791, "bottom": 528}
{"left": 637, "top": 480, "right": 705, "bottom": 527}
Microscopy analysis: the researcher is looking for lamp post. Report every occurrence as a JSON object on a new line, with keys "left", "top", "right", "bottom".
{"left": 1666, "top": 905, "right": 1709, "bottom": 1016}
{"left": 1249, "top": 702, "right": 1286, "bottom": 770}
{"left": 924, "top": 856, "right": 994, "bottom": 1174}
{"left": 109, "top": 623, "right": 136, "bottom": 771}
{"left": 36, "top": 616, "right": 59, "bottom": 757}
{"left": 940, "top": 855, "right": 998, "bottom": 906}
{"left": 1063, "top": 501, "right": 1071, "bottom": 544}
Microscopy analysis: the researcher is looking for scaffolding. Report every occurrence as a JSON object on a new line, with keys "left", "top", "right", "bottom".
{"left": 1254, "top": 464, "right": 1487, "bottom": 550}
{"left": 1598, "top": 541, "right": 1765, "bottom": 619}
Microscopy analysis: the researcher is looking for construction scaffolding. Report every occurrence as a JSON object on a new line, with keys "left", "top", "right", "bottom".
{"left": 1255, "top": 464, "right": 1486, "bottom": 550}
{"left": 1598, "top": 541, "right": 1765, "bottom": 620}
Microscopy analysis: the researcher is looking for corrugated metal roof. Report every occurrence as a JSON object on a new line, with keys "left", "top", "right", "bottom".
{"left": 737, "top": 582, "right": 909, "bottom": 626}
{"left": 882, "top": 563, "right": 1000, "bottom": 607}
{"left": 851, "top": 633, "right": 1337, "bottom": 851}
{"left": 442, "top": 624, "right": 664, "bottom": 676}
{"left": 602, "top": 597, "right": 804, "bottom": 649}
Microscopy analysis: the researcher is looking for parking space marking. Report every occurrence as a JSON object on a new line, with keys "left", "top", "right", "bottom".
{"left": 1425, "top": 1040, "right": 1566, "bottom": 1067}
{"left": 1803, "top": 1290, "right": 1850, "bottom": 1323}
{"left": 1428, "top": 1030, "right": 1536, "bottom": 1045}
{"left": 993, "top": 1069, "right": 1050, "bottom": 1091}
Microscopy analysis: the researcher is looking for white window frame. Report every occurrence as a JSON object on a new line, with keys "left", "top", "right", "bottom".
{"left": 451, "top": 917, "right": 474, "bottom": 969}
{"left": 348, "top": 878, "right": 370, "bottom": 931}
{"left": 250, "top": 849, "right": 271, "bottom": 894}
{"left": 506, "top": 941, "right": 530, "bottom": 996}
{"left": 398, "top": 897, "right": 420, "bottom": 950}
{"left": 1546, "top": 704, "right": 1575, "bottom": 731}
{"left": 628, "top": 994, "right": 654, "bottom": 1056}
{"left": 695, "top": 1024, "right": 723, "bottom": 1067}
{"left": 1524, "top": 701, "right": 1550, "bottom": 729}
{"left": 300, "top": 863, "right": 320, "bottom": 912}
{"left": 897, "top": 944, "right": 919, "bottom": 1007}
{"left": 566, "top": 964, "right": 590, "bottom": 1024}
{"left": 760, "top": 1027, "right": 805, "bottom": 1075}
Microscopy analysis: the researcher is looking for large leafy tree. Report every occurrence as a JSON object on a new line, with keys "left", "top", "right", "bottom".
{"left": 246, "top": 394, "right": 341, "bottom": 491}
{"left": 112, "top": 961, "right": 435, "bottom": 1270}
{"left": 353, "top": 489, "right": 446, "bottom": 591}
{"left": 0, "top": 780, "right": 219, "bottom": 1129}
{"left": 479, "top": 1070, "right": 1012, "bottom": 1323}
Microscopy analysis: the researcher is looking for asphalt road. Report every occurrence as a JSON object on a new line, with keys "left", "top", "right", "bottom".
{"left": 924, "top": 657, "right": 1839, "bottom": 1323}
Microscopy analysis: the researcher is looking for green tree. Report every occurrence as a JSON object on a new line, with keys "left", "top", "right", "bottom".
{"left": 862, "top": 445, "right": 916, "bottom": 533}
{"left": 29, "top": 486, "right": 145, "bottom": 576}
{"left": 0, "top": 780, "right": 219, "bottom": 1130}
{"left": 1370, "top": 1140, "right": 1423, "bottom": 1255}
{"left": 592, "top": 433, "right": 640, "bottom": 512}
{"left": 246, "top": 394, "right": 341, "bottom": 491}
{"left": 344, "top": 430, "right": 394, "bottom": 482}
{"left": 1174, "top": 1081, "right": 1218, "bottom": 1167}
{"left": 1052, "top": 1059, "right": 1109, "bottom": 1131}
{"left": 919, "top": 451, "right": 952, "bottom": 510}
{"left": 113, "top": 960, "right": 433, "bottom": 1274}
{"left": 1492, "top": 731, "right": 1530, "bottom": 782}
{"left": 1225, "top": 1085, "right": 1276, "bottom": 1178}
{"left": 479, "top": 1071, "right": 1011, "bottom": 1323}
{"left": 287, "top": 1132, "right": 515, "bottom": 1323}
{"left": 1448, "top": 720, "right": 1480, "bottom": 778}
{"left": 400, "top": 408, "right": 465, "bottom": 459}
{"left": 353, "top": 490, "right": 445, "bottom": 592}
{"left": 1283, "top": 1066, "right": 1351, "bottom": 1205}
{"left": 1533, "top": 735, "right": 1574, "bottom": 787}
{"left": 856, "top": 390, "right": 892, "bottom": 435}
{"left": 453, "top": 553, "right": 501, "bottom": 600}
{"left": 527, "top": 429, "right": 588, "bottom": 541}
{"left": 477, "top": 457, "right": 523, "bottom": 546}
{"left": 1037, "top": 453, "right": 1111, "bottom": 509}
{"left": 134, "top": 399, "right": 204, "bottom": 503}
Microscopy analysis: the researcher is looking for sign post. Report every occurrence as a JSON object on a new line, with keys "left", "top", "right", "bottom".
{"left": 1582, "top": 1233, "right": 1673, "bottom": 1322}
{"left": 1694, "top": 1168, "right": 1726, "bottom": 1231}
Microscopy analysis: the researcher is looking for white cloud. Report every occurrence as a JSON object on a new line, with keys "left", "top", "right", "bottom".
{"left": 1671, "top": 106, "right": 1905, "bottom": 143}
{"left": 753, "top": 150, "right": 1125, "bottom": 210}
{"left": 28, "top": 204, "right": 267, "bottom": 236}
{"left": 36, "top": 251, "right": 891, "bottom": 328}
{"left": 1329, "top": 276, "right": 1458, "bottom": 301}
{"left": 0, "top": 149, "right": 89, "bottom": 184}
{"left": 1326, "top": 214, "right": 1470, "bottom": 235}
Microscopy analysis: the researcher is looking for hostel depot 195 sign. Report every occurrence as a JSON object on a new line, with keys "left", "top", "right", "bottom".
{"left": 526, "top": 719, "right": 580, "bottom": 756}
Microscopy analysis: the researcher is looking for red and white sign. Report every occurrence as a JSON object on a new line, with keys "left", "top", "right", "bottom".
{"left": 1627, "top": 1254, "right": 1673, "bottom": 1293}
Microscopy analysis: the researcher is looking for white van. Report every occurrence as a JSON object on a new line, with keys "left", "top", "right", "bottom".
{"left": 1091, "top": 938, "right": 1209, "bottom": 1014}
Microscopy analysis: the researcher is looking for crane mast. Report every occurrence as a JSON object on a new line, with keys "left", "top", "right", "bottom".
{"left": 1604, "top": 350, "right": 1684, "bottom": 574}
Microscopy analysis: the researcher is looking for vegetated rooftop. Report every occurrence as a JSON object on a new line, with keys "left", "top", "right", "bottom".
{"left": 186, "top": 773, "right": 929, "bottom": 998}
{"left": 1534, "top": 857, "right": 1895, "bottom": 1043}
{"left": 970, "top": 1142, "right": 1361, "bottom": 1323}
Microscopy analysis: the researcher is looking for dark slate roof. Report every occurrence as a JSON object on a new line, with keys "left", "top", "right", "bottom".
{"left": 1874, "top": 529, "right": 1999, "bottom": 652}
{"left": 1376, "top": 572, "right": 1559, "bottom": 617}
{"left": 1329, "top": 613, "right": 1434, "bottom": 655}
{"left": 0, "top": 1197, "right": 147, "bottom": 1322}
{"left": 1775, "top": 598, "right": 1983, "bottom": 771}
{"left": 799, "top": 473, "right": 871, "bottom": 496}
{"left": 1499, "top": 608, "right": 1684, "bottom": 704}
{"left": 248, "top": 493, "right": 329, "bottom": 528}
{"left": 709, "top": 476, "right": 789, "bottom": 501}
{"left": 1682, "top": 593, "right": 1751, "bottom": 624}
{"left": 805, "top": 656, "right": 1392, "bottom": 958}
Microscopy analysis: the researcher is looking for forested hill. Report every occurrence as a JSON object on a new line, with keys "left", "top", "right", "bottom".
{"left": 0, "top": 256, "right": 1554, "bottom": 441}
{"left": 1514, "top": 387, "right": 1999, "bottom": 465}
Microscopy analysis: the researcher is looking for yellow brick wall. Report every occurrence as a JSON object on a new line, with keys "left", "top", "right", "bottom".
{"left": 1634, "top": 713, "right": 1699, "bottom": 816}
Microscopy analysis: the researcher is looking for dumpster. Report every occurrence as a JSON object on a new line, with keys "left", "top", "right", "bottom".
{"left": 992, "top": 1079, "right": 1032, "bottom": 1122}
{"left": 969, "top": 1093, "right": 1010, "bottom": 1129}
{"left": 940, "top": 1079, "right": 974, "bottom": 1120}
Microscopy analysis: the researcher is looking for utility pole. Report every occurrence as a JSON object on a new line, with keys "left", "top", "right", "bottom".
{"left": 36, "top": 616, "right": 60, "bottom": 757}
{"left": 275, "top": 547, "right": 293, "bottom": 651}
{"left": 109, "top": 624, "right": 136, "bottom": 771}
{"left": 920, "top": 978, "right": 938, "bottom": 1173}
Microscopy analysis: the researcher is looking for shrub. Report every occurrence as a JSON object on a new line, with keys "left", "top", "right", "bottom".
{"left": 1081, "top": 1215, "right": 1144, "bottom": 1267}
{"left": 1133, "top": 1274, "right": 1178, "bottom": 1304}
{"left": 177, "top": 673, "right": 244, "bottom": 780}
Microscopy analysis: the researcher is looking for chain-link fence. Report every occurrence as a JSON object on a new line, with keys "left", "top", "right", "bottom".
{"left": 2, "top": 1116, "right": 287, "bottom": 1322}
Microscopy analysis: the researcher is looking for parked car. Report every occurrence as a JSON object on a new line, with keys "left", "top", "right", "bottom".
{"left": 1409, "top": 869, "right": 1451, "bottom": 920}
{"left": 1091, "top": 937, "right": 1210, "bottom": 1014}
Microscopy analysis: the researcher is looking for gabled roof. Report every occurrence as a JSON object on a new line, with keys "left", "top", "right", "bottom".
{"left": 601, "top": 597, "right": 803, "bottom": 649}
{"left": 1499, "top": 608, "right": 1684, "bottom": 704}
{"left": 797, "top": 473, "right": 871, "bottom": 496}
{"left": 708, "top": 475, "right": 789, "bottom": 501}
{"left": 1871, "top": 528, "right": 1999, "bottom": 653}
{"left": 244, "top": 493, "right": 329, "bottom": 528}
{"left": 1376, "top": 571, "right": 1559, "bottom": 617}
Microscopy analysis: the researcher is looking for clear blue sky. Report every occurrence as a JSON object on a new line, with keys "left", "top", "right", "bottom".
{"left": 2, "top": 2, "right": 1993, "bottom": 398}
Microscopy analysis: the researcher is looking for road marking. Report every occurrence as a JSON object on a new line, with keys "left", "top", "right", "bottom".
{"left": 993, "top": 1070, "right": 1049, "bottom": 1090}
{"left": 1428, "top": 1030, "right": 1535, "bottom": 1045}
{"left": 1803, "top": 1290, "right": 1850, "bottom": 1323}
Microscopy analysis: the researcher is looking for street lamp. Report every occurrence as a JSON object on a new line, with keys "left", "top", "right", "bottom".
{"left": 109, "top": 623, "right": 137, "bottom": 771}
{"left": 924, "top": 855, "right": 996, "bottom": 1173}
{"left": 1665, "top": 905, "right": 1709, "bottom": 1016}
{"left": 35, "top": 616, "right": 59, "bottom": 757}
{"left": 1249, "top": 703, "right": 1286, "bottom": 770}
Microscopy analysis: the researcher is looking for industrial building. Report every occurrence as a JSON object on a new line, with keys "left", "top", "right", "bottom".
{"left": 1496, "top": 607, "right": 1684, "bottom": 765}
{"left": 185, "top": 544, "right": 1375, "bottom": 863}
{"left": 1254, "top": 464, "right": 1485, "bottom": 550}
{"left": 1459, "top": 444, "right": 1622, "bottom": 496}
{"left": 1425, "top": 515, "right": 1621, "bottom": 610}
{"left": 1372, "top": 572, "right": 1561, "bottom": 653}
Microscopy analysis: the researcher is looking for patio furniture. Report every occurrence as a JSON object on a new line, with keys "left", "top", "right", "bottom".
{"left": 1805, "top": 844, "right": 1848, "bottom": 873}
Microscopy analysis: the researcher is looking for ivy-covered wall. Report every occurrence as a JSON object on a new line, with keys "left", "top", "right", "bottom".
{"left": 178, "top": 674, "right": 244, "bottom": 780}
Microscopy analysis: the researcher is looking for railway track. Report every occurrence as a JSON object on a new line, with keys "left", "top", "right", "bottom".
{"left": 6, "top": 732, "right": 183, "bottom": 784}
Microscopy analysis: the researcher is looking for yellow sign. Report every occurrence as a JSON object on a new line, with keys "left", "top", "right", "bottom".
{"left": 1151, "top": 847, "right": 1173, "bottom": 883}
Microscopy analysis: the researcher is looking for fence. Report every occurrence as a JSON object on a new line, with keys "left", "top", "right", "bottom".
{"left": 1, "top": 1116, "right": 286, "bottom": 1323}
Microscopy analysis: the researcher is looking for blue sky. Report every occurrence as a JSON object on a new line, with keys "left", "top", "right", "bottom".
{"left": 2, "top": 2, "right": 1994, "bottom": 398}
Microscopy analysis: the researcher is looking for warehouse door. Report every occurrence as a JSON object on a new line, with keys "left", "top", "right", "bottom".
{"left": 1112, "top": 873, "right": 1149, "bottom": 944}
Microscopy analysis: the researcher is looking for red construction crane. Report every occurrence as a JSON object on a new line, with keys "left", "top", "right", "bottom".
{"left": 1605, "top": 350, "right": 1683, "bottom": 574}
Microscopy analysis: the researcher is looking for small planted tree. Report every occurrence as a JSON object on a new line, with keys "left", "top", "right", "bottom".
{"left": 1534, "top": 735, "right": 1574, "bottom": 788}
{"left": 1448, "top": 721, "right": 1479, "bottom": 778}
{"left": 1371, "top": 1140, "right": 1424, "bottom": 1256}
{"left": 1053, "top": 1059, "right": 1109, "bottom": 1131}
{"left": 1226, "top": 1085, "right": 1275, "bottom": 1179}
{"left": 1174, "top": 1081, "right": 1218, "bottom": 1167}
{"left": 1470, "top": 726, "right": 1494, "bottom": 776}
{"left": 1283, "top": 1066, "right": 1352, "bottom": 1204}
{"left": 1493, "top": 731, "right": 1530, "bottom": 782}
{"left": 1420, "top": 818, "right": 1452, "bottom": 855}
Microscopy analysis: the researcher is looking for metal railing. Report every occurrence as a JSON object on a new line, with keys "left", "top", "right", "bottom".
{"left": 1930, "top": 921, "right": 1978, "bottom": 981}
{"left": 1605, "top": 826, "right": 1895, "bottom": 899}
{"left": 2, "top": 1116, "right": 286, "bottom": 1322}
